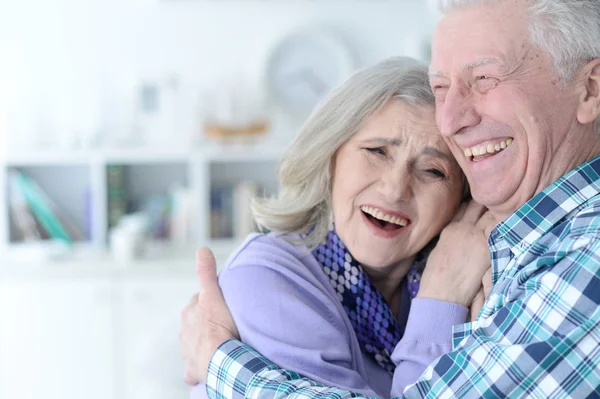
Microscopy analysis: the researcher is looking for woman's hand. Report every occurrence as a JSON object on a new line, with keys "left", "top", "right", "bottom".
{"left": 417, "top": 201, "right": 497, "bottom": 309}
{"left": 180, "top": 248, "right": 240, "bottom": 385}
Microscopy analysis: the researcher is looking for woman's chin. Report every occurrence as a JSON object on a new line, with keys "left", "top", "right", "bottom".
{"left": 353, "top": 252, "right": 406, "bottom": 270}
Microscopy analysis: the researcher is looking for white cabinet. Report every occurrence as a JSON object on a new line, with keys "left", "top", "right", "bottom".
{"left": 0, "top": 279, "right": 114, "bottom": 399}
{"left": 0, "top": 265, "right": 206, "bottom": 399}
{"left": 118, "top": 277, "right": 199, "bottom": 399}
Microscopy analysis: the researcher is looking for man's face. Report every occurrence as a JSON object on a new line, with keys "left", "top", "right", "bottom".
{"left": 429, "top": 0, "right": 582, "bottom": 219}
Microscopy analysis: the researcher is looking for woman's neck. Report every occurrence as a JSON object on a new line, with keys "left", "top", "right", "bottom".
{"left": 361, "top": 257, "right": 414, "bottom": 315}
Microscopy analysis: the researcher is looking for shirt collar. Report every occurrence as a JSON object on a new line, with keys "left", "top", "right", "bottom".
{"left": 492, "top": 155, "right": 600, "bottom": 256}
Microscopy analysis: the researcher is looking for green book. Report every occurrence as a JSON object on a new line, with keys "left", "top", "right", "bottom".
{"left": 14, "top": 171, "right": 73, "bottom": 245}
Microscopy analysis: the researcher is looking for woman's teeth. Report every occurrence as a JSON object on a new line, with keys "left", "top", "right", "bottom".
{"left": 360, "top": 205, "right": 408, "bottom": 227}
{"left": 463, "top": 138, "right": 513, "bottom": 157}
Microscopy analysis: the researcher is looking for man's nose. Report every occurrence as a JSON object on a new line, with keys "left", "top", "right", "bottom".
{"left": 437, "top": 84, "right": 481, "bottom": 137}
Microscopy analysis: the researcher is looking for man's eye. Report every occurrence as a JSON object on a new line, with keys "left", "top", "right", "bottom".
{"left": 364, "top": 147, "right": 386, "bottom": 156}
{"left": 426, "top": 168, "right": 446, "bottom": 179}
{"left": 473, "top": 76, "right": 499, "bottom": 92}
{"left": 431, "top": 85, "right": 449, "bottom": 101}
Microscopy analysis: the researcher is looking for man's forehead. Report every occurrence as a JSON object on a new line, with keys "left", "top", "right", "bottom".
{"left": 429, "top": 0, "right": 529, "bottom": 75}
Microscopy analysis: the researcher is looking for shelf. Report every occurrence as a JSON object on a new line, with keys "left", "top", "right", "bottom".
{"left": 3, "top": 151, "right": 98, "bottom": 166}
{"left": 1, "top": 143, "right": 286, "bottom": 166}
{"left": 200, "top": 143, "right": 285, "bottom": 163}
{"left": 0, "top": 238, "right": 242, "bottom": 280}
{"left": 0, "top": 141, "right": 281, "bottom": 256}
{"left": 103, "top": 148, "right": 192, "bottom": 164}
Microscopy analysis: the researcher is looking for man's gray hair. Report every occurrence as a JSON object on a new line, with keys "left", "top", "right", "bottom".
{"left": 437, "top": 0, "right": 600, "bottom": 81}
{"left": 251, "top": 57, "right": 438, "bottom": 248}
{"left": 437, "top": 0, "right": 600, "bottom": 130}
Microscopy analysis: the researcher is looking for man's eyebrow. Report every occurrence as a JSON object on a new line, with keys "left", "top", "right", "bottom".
{"left": 465, "top": 57, "right": 502, "bottom": 70}
{"left": 429, "top": 58, "right": 503, "bottom": 78}
{"left": 422, "top": 146, "right": 451, "bottom": 160}
{"left": 428, "top": 70, "right": 445, "bottom": 78}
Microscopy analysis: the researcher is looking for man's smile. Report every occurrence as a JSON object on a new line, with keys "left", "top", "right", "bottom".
{"left": 462, "top": 138, "right": 514, "bottom": 160}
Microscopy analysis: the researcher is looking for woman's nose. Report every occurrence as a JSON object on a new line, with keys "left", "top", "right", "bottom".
{"left": 379, "top": 168, "right": 412, "bottom": 202}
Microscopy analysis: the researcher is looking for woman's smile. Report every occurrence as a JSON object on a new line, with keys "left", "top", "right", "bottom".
{"left": 360, "top": 204, "right": 411, "bottom": 239}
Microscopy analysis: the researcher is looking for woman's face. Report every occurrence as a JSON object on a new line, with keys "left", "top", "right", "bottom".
{"left": 331, "top": 100, "right": 464, "bottom": 270}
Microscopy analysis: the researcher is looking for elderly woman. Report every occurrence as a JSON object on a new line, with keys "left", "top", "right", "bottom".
{"left": 183, "top": 57, "right": 492, "bottom": 398}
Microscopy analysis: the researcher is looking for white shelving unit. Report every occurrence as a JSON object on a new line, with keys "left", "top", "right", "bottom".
{"left": 0, "top": 141, "right": 277, "bottom": 399}
{"left": 0, "top": 141, "right": 284, "bottom": 262}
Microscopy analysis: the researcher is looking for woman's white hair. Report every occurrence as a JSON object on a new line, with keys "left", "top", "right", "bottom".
{"left": 251, "top": 57, "right": 441, "bottom": 249}
{"left": 436, "top": 0, "right": 600, "bottom": 82}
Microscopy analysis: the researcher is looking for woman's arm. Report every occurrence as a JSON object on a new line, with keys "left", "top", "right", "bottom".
{"left": 389, "top": 298, "right": 466, "bottom": 397}
{"left": 182, "top": 242, "right": 468, "bottom": 398}
{"left": 199, "top": 235, "right": 386, "bottom": 396}
{"left": 220, "top": 265, "right": 469, "bottom": 398}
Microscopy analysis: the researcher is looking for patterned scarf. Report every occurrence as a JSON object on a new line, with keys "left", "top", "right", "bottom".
{"left": 312, "top": 229, "right": 424, "bottom": 374}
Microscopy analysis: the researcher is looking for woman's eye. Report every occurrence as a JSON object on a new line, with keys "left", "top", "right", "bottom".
{"left": 365, "top": 147, "right": 386, "bottom": 156}
{"left": 426, "top": 168, "right": 446, "bottom": 179}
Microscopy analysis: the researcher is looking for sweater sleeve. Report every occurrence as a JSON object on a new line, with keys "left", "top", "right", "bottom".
{"left": 390, "top": 298, "right": 468, "bottom": 396}
{"left": 217, "top": 258, "right": 383, "bottom": 396}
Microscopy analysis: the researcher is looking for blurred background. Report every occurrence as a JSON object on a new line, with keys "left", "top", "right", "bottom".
{"left": 0, "top": 0, "right": 439, "bottom": 398}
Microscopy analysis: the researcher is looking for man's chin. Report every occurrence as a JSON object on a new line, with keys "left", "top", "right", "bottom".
{"left": 471, "top": 185, "right": 525, "bottom": 219}
{"left": 471, "top": 182, "right": 512, "bottom": 203}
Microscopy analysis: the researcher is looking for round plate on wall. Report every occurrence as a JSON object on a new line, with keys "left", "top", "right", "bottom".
{"left": 264, "top": 27, "right": 358, "bottom": 121}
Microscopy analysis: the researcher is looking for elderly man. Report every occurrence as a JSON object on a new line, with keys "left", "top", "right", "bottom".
{"left": 182, "top": 0, "right": 600, "bottom": 397}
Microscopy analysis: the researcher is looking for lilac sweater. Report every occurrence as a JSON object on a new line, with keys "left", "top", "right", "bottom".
{"left": 191, "top": 233, "right": 467, "bottom": 398}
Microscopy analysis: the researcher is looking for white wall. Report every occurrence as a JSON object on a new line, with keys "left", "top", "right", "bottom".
{"left": 0, "top": 0, "right": 438, "bottom": 149}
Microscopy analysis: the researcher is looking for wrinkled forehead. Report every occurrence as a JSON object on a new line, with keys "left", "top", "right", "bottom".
{"left": 357, "top": 102, "right": 451, "bottom": 151}
{"left": 430, "top": 2, "right": 530, "bottom": 74}
{"left": 365, "top": 101, "right": 438, "bottom": 135}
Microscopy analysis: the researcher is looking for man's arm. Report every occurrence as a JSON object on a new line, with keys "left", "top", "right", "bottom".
{"left": 204, "top": 234, "right": 600, "bottom": 399}
{"left": 207, "top": 340, "right": 375, "bottom": 399}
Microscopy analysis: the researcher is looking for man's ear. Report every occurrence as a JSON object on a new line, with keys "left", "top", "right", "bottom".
{"left": 577, "top": 58, "right": 600, "bottom": 125}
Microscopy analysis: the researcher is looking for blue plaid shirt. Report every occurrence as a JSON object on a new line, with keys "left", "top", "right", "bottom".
{"left": 206, "top": 157, "right": 600, "bottom": 399}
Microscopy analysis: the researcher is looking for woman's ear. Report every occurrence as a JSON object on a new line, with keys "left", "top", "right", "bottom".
{"left": 577, "top": 58, "right": 600, "bottom": 125}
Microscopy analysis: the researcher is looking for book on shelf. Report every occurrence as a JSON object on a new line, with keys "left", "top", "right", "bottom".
{"left": 8, "top": 172, "right": 42, "bottom": 242}
{"left": 210, "top": 180, "right": 260, "bottom": 240}
{"left": 7, "top": 169, "right": 85, "bottom": 245}
{"left": 233, "top": 181, "right": 259, "bottom": 240}
{"left": 169, "top": 184, "right": 197, "bottom": 246}
{"left": 106, "top": 164, "right": 128, "bottom": 229}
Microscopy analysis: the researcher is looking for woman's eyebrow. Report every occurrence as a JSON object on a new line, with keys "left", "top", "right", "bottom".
{"left": 365, "top": 137, "right": 402, "bottom": 146}
{"left": 421, "top": 146, "right": 451, "bottom": 161}
{"left": 363, "top": 139, "right": 451, "bottom": 161}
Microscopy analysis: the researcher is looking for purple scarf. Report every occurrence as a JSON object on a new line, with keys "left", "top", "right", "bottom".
{"left": 312, "top": 229, "right": 424, "bottom": 374}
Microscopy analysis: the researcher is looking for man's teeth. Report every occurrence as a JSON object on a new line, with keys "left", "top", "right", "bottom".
{"left": 463, "top": 138, "right": 513, "bottom": 157}
{"left": 360, "top": 205, "right": 408, "bottom": 227}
